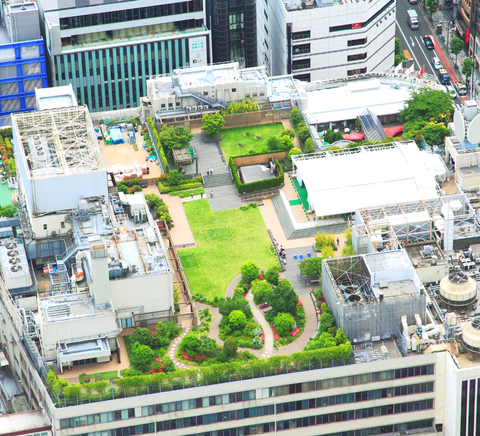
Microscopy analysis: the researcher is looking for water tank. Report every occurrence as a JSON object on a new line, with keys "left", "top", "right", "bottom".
{"left": 463, "top": 318, "right": 480, "bottom": 352}
{"left": 438, "top": 271, "right": 477, "bottom": 306}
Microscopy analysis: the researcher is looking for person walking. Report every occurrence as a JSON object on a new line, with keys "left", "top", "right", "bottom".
{"left": 201, "top": 191, "right": 203, "bottom": 199}
{"left": 337, "top": 237, "right": 340, "bottom": 246}
{"left": 191, "top": 192, "right": 193, "bottom": 199}
{"left": 206, "top": 169, "right": 210, "bottom": 176}
{"left": 210, "top": 190, "right": 213, "bottom": 198}
{"left": 211, "top": 167, "right": 214, "bottom": 175}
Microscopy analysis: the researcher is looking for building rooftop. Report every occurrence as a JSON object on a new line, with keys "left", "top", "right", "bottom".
{"left": 12, "top": 106, "right": 106, "bottom": 179}
{"left": 405, "top": 243, "right": 446, "bottom": 269}
{"left": 35, "top": 85, "right": 77, "bottom": 110}
{"left": 0, "top": 410, "right": 50, "bottom": 435}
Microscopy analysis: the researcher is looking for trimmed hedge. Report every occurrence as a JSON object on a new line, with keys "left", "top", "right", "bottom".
{"left": 147, "top": 116, "right": 169, "bottom": 173}
{"left": 229, "top": 158, "right": 284, "bottom": 194}
{"left": 117, "top": 178, "right": 140, "bottom": 188}
{"left": 158, "top": 177, "right": 202, "bottom": 193}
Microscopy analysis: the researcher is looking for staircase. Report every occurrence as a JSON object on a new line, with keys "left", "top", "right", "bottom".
{"left": 203, "top": 173, "right": 232, "bottom": 189}
{"left": 271, "top": 195, "right": 347, "bottom": 239}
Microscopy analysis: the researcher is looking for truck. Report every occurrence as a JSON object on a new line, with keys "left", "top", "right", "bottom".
{"left": 437, "top": 68, "right": 450, "bottom": 85}
{"left": 407, "top": 10, "right": 419, "bottom": 29}
{"left": 409, "top": 0, "right": 417, "bottom": 4}
{"left": 454, "top": 81, "right": 467, "bottom": 96}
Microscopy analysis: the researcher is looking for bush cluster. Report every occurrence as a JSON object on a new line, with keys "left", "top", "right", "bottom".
{"left": 147, "top": 117, "right": 169, "bottom": 173}
{"left": 289, "top": 107, "right": 314, "bottom": 153}
{"left": 229, "top": 158, "right": 284, "bottom": 194}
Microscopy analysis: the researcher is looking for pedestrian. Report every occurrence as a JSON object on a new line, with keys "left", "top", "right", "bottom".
{"left": 201, "top": 191, "right": 203, "bottom": 199}
{"left": 191, "top": 192, "right": 193, "bottom": 199}
{"left": 273, "top": 238, "right": 278, "bottom": 247}
{"left": 211, "top": 167, "right": 214, "bottom": 175}
{"left": 206, "top": 169, "right": 210, "bottom": 176}
{"left": 337, "top": 237, "right": 340, "bottom": 246}
{"left": 210, "top": 190, "right": 213, "bottom": 198}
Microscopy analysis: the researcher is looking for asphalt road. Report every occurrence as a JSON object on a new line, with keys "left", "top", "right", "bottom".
{"left": 395, "top": 1, "right": 438, "bottom": 77}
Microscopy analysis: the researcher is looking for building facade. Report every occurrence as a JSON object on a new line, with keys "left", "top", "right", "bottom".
{"left": 36, "top": 0, "right": 210, "bottom": 113}
{"left": 207, "top": 0, "right": 257, "bottom": 68}
{"left": 0, "top": 1, "right": 47, "bottom": 126}
{"left": 256, "top": 0, "right": 395, "bottom": 82}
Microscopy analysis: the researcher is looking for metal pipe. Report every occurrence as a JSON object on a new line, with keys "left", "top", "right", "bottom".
{"left": 134, "top": 230, "right": 149, "bottom": 274}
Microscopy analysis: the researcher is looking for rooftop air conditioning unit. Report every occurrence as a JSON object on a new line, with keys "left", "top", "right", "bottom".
{"left": 379, "top": 278, "right": 388, "bottom": 288}
{"left": 192, "top": 106, "right": 197, "bottom": 111}
{"left": 186, "top": 106, "right": 192, "bottom": 111}
{"left": 198, "top": 105, "right": 203, "bottom": 110}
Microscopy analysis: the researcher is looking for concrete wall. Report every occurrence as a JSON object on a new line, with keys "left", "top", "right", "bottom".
{"left": 30, "top": 212, "right": 71, "bottom": 239}
{"left": 233, "top": 152, "right": 286, "bottom": 166}
{"left": 110, "top": 272, "right": 174, "bottom": 315}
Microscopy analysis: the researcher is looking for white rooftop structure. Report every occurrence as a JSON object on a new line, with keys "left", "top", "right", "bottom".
{"left": 298, "top": 76, "right": 446, "bottom": 127}
{"left": 35, "top": 84, "right": 78, "bottom": 110}
{"left": 292, "top": 141, "right": 447, "bottom": 218}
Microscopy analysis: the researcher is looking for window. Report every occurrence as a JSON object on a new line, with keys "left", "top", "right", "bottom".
{"left": 347, "top": 52, "right": 367, "bottom": 62}
{"left": 203, "top": 91, "right": 208, "bottom": 96}
{"left": 348, "top": 37, "right": 368, "bottom": 46}
{"left": 264, "top": 38, "right": 269, "bottom": 49}
{"left": 264, "top": 24, "right": 269, "bottom": 35}
{"left": 292, "top": 59, "right": 310, "bottom": 70}
{"left": 293, "top": 44, "right": 310, "bottom": 55}
{"left": 264, "top": 10, "right": 268, "bottom": 20}
{"left": 60, "top": 222, "right": 65, "bottom": 228}
{"left": 347, "top": 67, "right": 367, "bottom": 76}
{"left": 292, "top": 30, "right": 310, "bottom": 40}
{"left": 43, "top": 224, "right": 47, "bottom": 230}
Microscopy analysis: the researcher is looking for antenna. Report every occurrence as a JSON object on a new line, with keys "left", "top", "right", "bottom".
{"left": 454, "top": 110, "right": 466, "bottom": 143}
{"left": 467, "top": 115, "right": 480, "bottom": 145}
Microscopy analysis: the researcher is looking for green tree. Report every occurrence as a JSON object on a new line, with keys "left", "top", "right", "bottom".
{"left": 131, "top": 327, "right": 159, "bottom": 349}
{"left": 288, "top": 148, "right": 302, "bottom": 159}
{"left": 267, "top": 136, "right": 281, "bottom": 151}
{"left": 0, "top": 204, "right": 16, "bottom": 218}
{"left": 274, "top": 312, "right": 295, "bottom": 336}
{"left": 319, "top": 312, "right": 335, "bottom": 334}
{"left": 198, "top": 334, "right": 216, "bottom": 356}
{"left": 201, "top": 113, "right": 225, "bottom": 137}
{"left": 224, "top": 337, "right": 238, "bottom": 358}
{"left": 251, "top": 279, "right": 273, "bottom": 305}
{"left": 324, "top": 129, "right": 334, "bottom": 144}
{"left": 304, "top": 137, "right": 315, "bottom": 153}
{"left": 450, "top": 37, "right": 464, "bottom": 67}
{"left": 241, "top": 261, "right": 259, "bottom": 284}
{"left": 219, "top": 297, "right": 253, "bottom": 319}
{"left": 167, "top": 169, "right": 183, "bottom": 186}
{"left": 334, "top": 131, "right": 343, "bottom": 142}
{"left": 317, "top": 332, "right": 337, "bottom": 348}
{"left": 269, "top": 279, "right": 298, "bottom": 316}
{"left": 289, "top": 107, "right": 303, "bottom": 128}
{"left": 180, "top": 333, "right": 201, "bottom": 355}
{"left": 229, "top": 310, "right": 247, "bottom": 330}
{"left": 281, "top": 128, "right": 295, "bottom": 139}
{"left": 422, "top": 121, "right": 451, "bottom": 145}
{"left": 315, "top": 232, "right": 335, "bottom": 250}
{"left": 426, "top": 0, "right": 438, "bottom": 15}
{"left": 462, "top": 58, "right": 474, "bottom": 83}
{"left": 321, "top": 245, "right": 334, "bottom": 259}
{"left": 299, "top": 257, "right": 322, "bottom": 277}
{"left": 63, "top": 383, "right": 82, "bottom": 401}
{"left": 171, "top": 126, "right": 193, "bottom": 148}
{"left": 92, "top": 380, "right": 109, "bottom": 396}
{"left": 341, "top": 244, "right": 356, "bottom": 256}
{"left": 399, "top": 88, "right": 454, "bottom": 136}
{"left": 131, "top": 342, "right": 155, "bottom": 372}
{"left": 335, "top": 328, "right": 349, "bottom": 345}
{"left": 264, "top": 265, "right": 280, "bottom": 286}
{"left": 278, "top": 135, "right": 294, "bottom": 152}
{"left": 297, "top": 125, "right": 311, "bottom": 142}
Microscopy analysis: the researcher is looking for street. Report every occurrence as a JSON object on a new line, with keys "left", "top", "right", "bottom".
{"left": 395, "top": 0, "right": 462, "bottom": 103}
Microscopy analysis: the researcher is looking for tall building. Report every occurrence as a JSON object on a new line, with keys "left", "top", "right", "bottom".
{"left": 256, "top": 0, "right": 395, "bottom": 82}
{"left": 0, "top": 0, "right": 47, "bottom": 126}
{"left": 207, "top": 0, "right": 257, "bottom": 67}
{"left": 35, "top": 0, "right": 211, "bottom": 113}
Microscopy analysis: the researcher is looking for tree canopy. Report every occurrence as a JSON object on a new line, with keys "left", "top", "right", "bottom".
{"left": 398, "top": 88, "right": 454, "bottom": 142}
{"left": 201, "top": 113, "right": 225, "bottom": 137}
{"left": 450, "top": 37, "right": 464, "bottom": 67}
{"left": 269, "top": 279, "right": 298, "bottom": 316}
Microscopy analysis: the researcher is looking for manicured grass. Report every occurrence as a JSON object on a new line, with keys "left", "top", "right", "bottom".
{"left": 179, "top": 252, "right": 199, "bottom": 269}
{"left": 169, "top": 187, "right": 205, "bottom": 197}
{"left": 180, "top": 200, "right": 279, "bottom": 299}
{"left": 203, "top": 227, "right": 233, "bottom": 240}
{"left": 80, "top": 371, "right": 118, "bottom": 383}
{"left": 220, "top": 123, "right": 285, "bottom": 161}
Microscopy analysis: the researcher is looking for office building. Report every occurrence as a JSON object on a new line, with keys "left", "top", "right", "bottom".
{"left": 0, "top": 0, "right": 47, "bottom": 126}
{"left": 256, "top": 0, "right": 396, "bottom": 82}
{"left": 207, "top": 0, "right": 257, "bottom": 67}
{"left": 36, "top": 0, "right": 210, "bottom": 113}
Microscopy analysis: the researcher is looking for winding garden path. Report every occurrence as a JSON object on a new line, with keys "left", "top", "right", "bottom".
{"left": 168, "top": 326, "right": 195, "bottom": 369}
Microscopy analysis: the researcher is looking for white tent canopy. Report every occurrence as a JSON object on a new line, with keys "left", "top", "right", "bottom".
{"left": 292, "top": 142, "right": 447, "bottom": 217}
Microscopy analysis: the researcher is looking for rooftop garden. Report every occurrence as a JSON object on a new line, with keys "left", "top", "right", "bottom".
{"left": 178, "top": 200, "right": 278, "bottom": 301}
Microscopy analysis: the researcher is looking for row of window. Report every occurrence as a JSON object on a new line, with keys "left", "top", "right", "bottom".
{"left": 63, "top": 382, "right": 433, "bottom": 429}
{"left": 62, "top": 365, "right": 435, "bottom": 429}
{"left": 59, "top": 2, "right": 203, "bottom": 30}
{"left": 329, "top": 0, "right": 394, "bottom": 32}
{"left": 348, "top": 53, "right": 367, "bottom": 62}
{"left": 75, "top": 404, "right": 434, "bottom": 436}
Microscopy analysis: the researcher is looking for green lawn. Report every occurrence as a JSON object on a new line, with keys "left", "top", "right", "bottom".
{"left": 179, "top": 200, "right": 279, "bottom": 299}
{"left": 220, "top": 123, "right": 285, "bottom": 161}
{"left": 80, "top": 370, "right": 118, "bottom": 383}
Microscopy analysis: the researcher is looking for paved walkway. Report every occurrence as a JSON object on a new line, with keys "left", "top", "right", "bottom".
{"left": 246, "top": 291, "right": 274, "bottom": 357}
{"left": 168, "top": 326, "right": 194, "bottom": 369}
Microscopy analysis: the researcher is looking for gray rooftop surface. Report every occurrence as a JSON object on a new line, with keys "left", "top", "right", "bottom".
{"left": 240, "top": 164, "right": 276, "bottom": 184}
{"left": 363, "top": 250, "right": 412, "bottom": 273}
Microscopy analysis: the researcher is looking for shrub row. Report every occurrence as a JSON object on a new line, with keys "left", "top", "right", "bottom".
{"left": 229, "top": 158, "right": 284, "bottom": 194}
{"left": 158, "top": 181, "right": 202, "bottom": 193}
{"left": 147, "top": 116, "right": 169, "bottom": 173}
{"left": 117, "top": 178, "right": 140, "bottom": 188}
{"left": 290, "top": 107, "right": 314, "bottom": 153}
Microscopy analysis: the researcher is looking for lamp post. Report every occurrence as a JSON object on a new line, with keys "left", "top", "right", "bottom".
{"left": 262, "top": 398, "right": 276, "bottom": 436}
{"left": 146, "top": 416, "right": 157, "bottom": 436}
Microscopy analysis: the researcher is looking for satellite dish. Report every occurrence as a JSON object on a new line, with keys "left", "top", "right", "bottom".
{"left": 467, "top": 115, "right": 480, "bottom": 144}
{"left": 454, "top": 110, "right": 466, "bottom": 143}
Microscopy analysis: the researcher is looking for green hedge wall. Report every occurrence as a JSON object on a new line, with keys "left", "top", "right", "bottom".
{"left": 147, "top": 117, "right": 169, "bottom": 173}
{"left": 229, "top": 158, "right": 284, "bottom": 194}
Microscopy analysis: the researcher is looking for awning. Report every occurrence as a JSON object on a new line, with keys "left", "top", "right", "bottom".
{"left": 0, "top": 351, "right": 10, "bottom": 367}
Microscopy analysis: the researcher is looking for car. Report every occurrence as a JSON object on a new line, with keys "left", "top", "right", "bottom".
{"left": 259, "top": 302, "right": 270, "bottom": 309}
{"left": 423, "top": 35, "right": 434, "bottom": 49}
{"left": 445, "top": 83, "right": 456, "bottom": 98}
{"left": 431, "top": 56, "right": 442, "bottom": 70}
